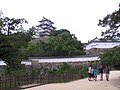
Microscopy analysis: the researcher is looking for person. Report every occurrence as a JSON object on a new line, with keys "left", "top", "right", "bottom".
{"left": 104, "top": 65, "right": 110, "bottom": 81}
{"left": 99, "top": 65, "right": 104, "bottom": 81}
{"left": 93, "top": 66, "right": 97, "bottom": 81}
{"left": 88, "top": 65, "right": 92, "bottom": 81}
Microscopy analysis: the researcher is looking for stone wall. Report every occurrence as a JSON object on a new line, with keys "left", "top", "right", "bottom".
{"left": 86, "top": 48, "right": 108, "bottom": 55}
{"left": 31, "top": 61, "right": 100, "bottom": 70}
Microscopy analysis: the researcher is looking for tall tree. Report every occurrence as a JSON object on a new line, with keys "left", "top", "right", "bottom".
{"left": 98, "top": 4, "right": 120, "bottom": 70}
{"left": 0, "top": 32, "right": 31, "bottom": 74}
{"left": 0, "top": 13, "right": 30, "bottom": 74}
{"left": 0, "top": 13, "right": 28, "bottom": 35}
{"left": 98, "top": 5, "right": 120, "bottom": 40}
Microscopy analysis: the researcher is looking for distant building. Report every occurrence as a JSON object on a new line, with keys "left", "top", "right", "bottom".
{"left": 85, "top": 37, "right": 120, "bottom": 55}
{"left": 33, "top": 17, "right": 56, "bottom": 38}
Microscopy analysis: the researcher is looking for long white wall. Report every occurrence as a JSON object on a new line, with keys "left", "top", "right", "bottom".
{"left": 86, "top": 42, "right": 120, "bottom": 50}
{"left": 30, "top": 56, "right": 100, "bottom": 63}
{"left": 0, "top": 61, "right": 6, "bottom": 65}
{"left": 0, "top": 56, "right": 100, "bottom": 65}
{"left": 0, "top": 61, "right": 31, "bottom": 66}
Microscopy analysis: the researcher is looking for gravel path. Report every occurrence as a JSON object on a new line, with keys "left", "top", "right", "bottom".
{"left": 23, "top": 71, "right": 120, "bottom": 90}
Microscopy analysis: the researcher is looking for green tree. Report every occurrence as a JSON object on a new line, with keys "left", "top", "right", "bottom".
{"left": 0, "top": 32, "right": 31, "bottom": 74}
{"left": 48, "top": 30, "right": 85, "bottom": 56}
{"left": 28, "top": 26, "right": 36, "bottom": 36}
{"left": 98, "top": 6, "right": 120, "bottom": 40}
{"left": 50, "top": 29, "right": 69, "bottom": 36}
{"left": 27, "top": 29, "right": 85, "bottom": 57}
{"left": 98, "top": 4, "right": 120, "bottom": 70}
{"left": 27, "top": 40, "right": 48, "bottom": 57}
{"left": 100, "top": 46, "right": 120, "bottom": 70}
{"left": 0, "top": 13, "right": 27, "bottom": 35}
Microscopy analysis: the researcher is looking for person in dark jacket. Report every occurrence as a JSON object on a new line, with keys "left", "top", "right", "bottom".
{"left": 99, "top": 65, "right": 104, "bottom": 81}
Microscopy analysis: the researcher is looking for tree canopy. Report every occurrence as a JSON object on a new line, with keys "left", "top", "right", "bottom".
{"left": 48, "top": 30, "right": 85, "bottom": 56}
{"left": 98, "top": 6, "right": 120, "bottom": 40}
{"left": 100, "top": 46, "right": 120, "bottom": 70}
{"left": 0, "top": 13, "right": 31, "bottom": 74}
{"left": 98, "top": 4, "right": 120, "bottom": 70}
{"left": 27, "top": 29, "right": 85, "bottom": 57}
{"left": 0, "top": 12, "right": 27, "bottom": 35}
{"left": 0, "top": 32, "right": 32, "bottom": 74}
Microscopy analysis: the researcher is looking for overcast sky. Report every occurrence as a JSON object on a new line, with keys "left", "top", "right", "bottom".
{"left": 0, "top": 0, "right": 120, "bottom": 43}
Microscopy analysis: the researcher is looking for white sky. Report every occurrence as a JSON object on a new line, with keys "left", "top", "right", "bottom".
{"left": 0, "top": 0, "right": 120, "bottom": 43}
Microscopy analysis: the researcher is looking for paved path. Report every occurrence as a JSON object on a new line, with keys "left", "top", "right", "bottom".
{"left": 23, "top": 71, "right": 120, "bottom": 90}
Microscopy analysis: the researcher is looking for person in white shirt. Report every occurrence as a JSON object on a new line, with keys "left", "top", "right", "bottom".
{"left": 88, "top": 65, "right": 92, "bottom": 81}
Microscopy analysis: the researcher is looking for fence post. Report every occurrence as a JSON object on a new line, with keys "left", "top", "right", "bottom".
{"left": 5, "top": 76, "right": 6, "bottom": 90}
{"left": 9, "top": 75, "right": 12, "bottom": 89}
{"left": 0, "top": 76, "right": 1, "bottom": 90}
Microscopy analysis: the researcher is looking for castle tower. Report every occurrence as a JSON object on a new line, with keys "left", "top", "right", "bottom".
{"left": 35, "top": 17, "right": 56, "bottom": 38}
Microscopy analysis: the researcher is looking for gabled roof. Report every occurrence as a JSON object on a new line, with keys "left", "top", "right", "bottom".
{"left": 39, "top": 17, "right": 54, "bottom": 24}
{"left": 87, "top": 37, "right": 120, "bottom": 45}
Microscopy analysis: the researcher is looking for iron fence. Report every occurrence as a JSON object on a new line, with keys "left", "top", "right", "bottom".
{"left": 0, "top": 61, "right": 93, "bottom": 90}
{"left": 0, "top": 70, "right": 87, "bottom": 90}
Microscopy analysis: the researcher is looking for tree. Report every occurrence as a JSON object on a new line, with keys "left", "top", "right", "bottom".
{"left": 50, "top": 29, "right": 70, "bottom": 36}
{"left": 28, "top": 26, "right": 36, "bottom": 36}
{"left": 0, "top": 13, "right": 28, "bottom": 35}
{"left": 100, "top": 46, "right": 120, "bottom": 70}
{"left": 27, "top": 29, "right": 85, "bottom": 57}
{"left": 27, "top": 40, "right": 48, "bottom": 57}
{"left": 98, "top": 5, "right": 120, "bottom": 40}
{"left": 0, "top": 32, "right": 32, "bottom": 74}
{"left": 0, "top": 13, "right": 31, "bottom": 74}
{"left": 98, "top": 4, "right": 120, "bottom": 70}
{"left": 48, "top": 29, "right": 85, "bottom": 56}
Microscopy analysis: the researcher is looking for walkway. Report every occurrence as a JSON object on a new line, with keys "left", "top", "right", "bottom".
{"left": 23, "top": 71, "right": 120, "bottom": 90}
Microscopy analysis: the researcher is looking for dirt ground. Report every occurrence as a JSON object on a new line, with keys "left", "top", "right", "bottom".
{"left": 23, "top": 71, "right": 120, "bottom": 90}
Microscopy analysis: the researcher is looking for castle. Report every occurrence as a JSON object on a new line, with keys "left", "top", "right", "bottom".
{"left": 85, "top": 37, "right": 120, "bottom": 55}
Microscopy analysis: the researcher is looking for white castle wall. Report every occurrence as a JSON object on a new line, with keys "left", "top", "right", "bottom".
{"left": 86, "top": 42, "right": 120, "bottom": 50}
{"left": 30, "top": 56, "right": 100, "bottom": 63}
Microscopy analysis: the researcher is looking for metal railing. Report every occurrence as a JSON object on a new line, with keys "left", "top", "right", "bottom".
{"left": 0, "top": 70, "right": 87, "bottom": 90}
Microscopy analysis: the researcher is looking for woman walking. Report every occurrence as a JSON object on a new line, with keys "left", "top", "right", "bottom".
{"left": 104, "top": 65, "right": 110, "bottom": 81}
